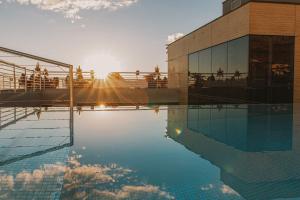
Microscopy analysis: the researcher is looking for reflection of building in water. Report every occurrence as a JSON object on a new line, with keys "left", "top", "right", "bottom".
{"left": 167, "top": 105, "right": 300, "bottom": 200}
{"left": 0, "top": 107, "right": 74, "bottom": 199}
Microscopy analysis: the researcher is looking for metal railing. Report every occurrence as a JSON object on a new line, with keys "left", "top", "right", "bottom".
{"left": 188, "top": 72, "right": 248, "bottom": 88}
{"left": 102, "top": 72, "right": 168, "bottom": 89}
{"left": 0, "top": 47, "right": 74, "bottom": 106}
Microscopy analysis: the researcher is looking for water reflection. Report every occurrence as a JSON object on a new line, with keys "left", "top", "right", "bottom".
{"left": 0, "top": 106, "right": 74, "bottom": 199}
{"left": 167, "top": 104, "right": 300, "bottom": 200}
{"left": 1, "top": 104, "right": 299, "bottom": 199}
{"left": 0, "top": 105, "right": 174, "bottom": 200}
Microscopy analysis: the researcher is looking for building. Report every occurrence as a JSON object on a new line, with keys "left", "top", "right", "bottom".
{"left": 168, "top": 0, "right": 300, "bottom": 104}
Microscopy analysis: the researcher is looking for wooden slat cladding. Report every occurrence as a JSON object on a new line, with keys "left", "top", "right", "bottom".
{"left": 168, "top": 4, "right": 250, "bottom": 61}
{"left": 250, "top": 3, "right": 296, "bottom": 36}
{"left": 294, "top": 6, "right": 300, "bottom": 103}
{"left": 212, "top": 4, "right": 250, "bottom": 46}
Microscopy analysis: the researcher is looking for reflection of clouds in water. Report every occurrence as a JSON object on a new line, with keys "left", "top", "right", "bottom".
{"left": 0, "top": 163, "right": 66, "bottom": 199}
{"left": 0, "top": 155, "right": 174, "bottom": 200}
{"left": 220, "top": 185, "right": 239, "bottom": 196}
{"left": 62, "top": 155, "right": 174, "bottom": 200}
{"left": 201, "top": 184, "right": 214, "bottom": 191}
{"left": 201, "top": 183, "right": 239, "bottom": 197}
{"left": 92, "top": 185, "right": 174, "bottom": 200}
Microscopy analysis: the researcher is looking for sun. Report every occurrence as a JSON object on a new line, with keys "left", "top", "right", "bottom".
{"left": 81, "top": 52, "right": 122, "bottom": 79}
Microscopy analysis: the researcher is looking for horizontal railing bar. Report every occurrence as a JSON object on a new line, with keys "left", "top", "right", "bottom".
{"left": 0, "top": 59, "right": 34, "bottom": 71}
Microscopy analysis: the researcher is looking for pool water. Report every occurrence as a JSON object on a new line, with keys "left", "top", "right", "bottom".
{"left": 0, "top": 105, "right": 299, "bottom": 200}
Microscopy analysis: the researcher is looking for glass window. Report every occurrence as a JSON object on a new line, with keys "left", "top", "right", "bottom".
{"left": 228, "top": 36, "right": 249, "bottom": 84}
{"left": 249, "top": 35, "right": 270, "bottom": 87}
{"left": 188, "top": 52, "right": 199, "bottom": 74}
{"left": 199, "top": 48, "right": 212, "bottom": 75}
{"left": 271, "top": 36, "right": 294, "bottom": 86}
{"left": 212, "top": 43, "right": 228, "bottom": 77}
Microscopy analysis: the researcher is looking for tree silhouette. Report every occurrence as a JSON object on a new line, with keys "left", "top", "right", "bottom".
{"left": 34, "top": 62, "right": 42, "bottom": 89}
{"left": 90, "top": 70, "right": 95, "bottom": 81}
{"left": 35, "top": 62, "right": 41, "bottom": 73}
{"left": 136, "top": 70, "right": 140, "bottom": 80}
{"left": 76, "top": 66, "right": 83, "bottom": 81}
{"left": 155, "top": 65, "right": 161, "bottom": 79}
{"left": 43, "top": 68, "right": 49, "bottom": 78}
{"left": 234, "top": 70, "right": 241, "bottom": 80}
{"left": 217, "top": 68, "right": 224, "bottom": 80}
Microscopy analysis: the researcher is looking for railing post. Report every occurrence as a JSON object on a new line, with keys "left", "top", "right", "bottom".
{"left": 39, "top": 74, "right": 42, "bottom": 91}
{"left": 43, "top": 74, "right": 45, "bottom": 91}
{"left": 13, "top": 66, "right": 16, "bottom": 93}
{"left": 70, "top": 65, "right": 74, "bottom": 108}
{"left": 24, "top": 68, "right": 27, "bottom": 92}
{"left": 69, "top": 65, "right": 74, "bottom": 146}
{"left": 33, "top": 73, "right": 35, "bottom": 92}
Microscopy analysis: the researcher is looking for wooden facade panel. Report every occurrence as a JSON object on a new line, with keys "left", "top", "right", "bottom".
{"left": 250, "top": 3, "right": 296, "bottom": 36}
{"left": 293, "top": 6, "right": 300, "bottom": 103}
{"left": 212, "top": 4, "right": 250, "bottom": 46}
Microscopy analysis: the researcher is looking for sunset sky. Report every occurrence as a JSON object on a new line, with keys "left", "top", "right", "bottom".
{"left": 0, "top": 0, "right": 223, "bottom": 77}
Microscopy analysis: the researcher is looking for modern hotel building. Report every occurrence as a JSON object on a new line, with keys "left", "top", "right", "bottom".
{"left": 168, "top": 0, "right": 300, "bottom": 104}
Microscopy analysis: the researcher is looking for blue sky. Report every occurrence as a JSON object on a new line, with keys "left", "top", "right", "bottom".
{"left": 0, "top": 0, "right": 223, "bottom": 77}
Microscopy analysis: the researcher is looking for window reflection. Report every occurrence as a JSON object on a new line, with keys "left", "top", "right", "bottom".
{"left": 212, "top": 43, "right": 228, "bottom": 87}
{"left": 249, "top": 35, "right": 294, "bottom": 103}
{"left": 188, "top": 35, "right": 294, "bottom": 103}
{"left": 187, "top": 104, "right": 293, "bottom": 152}
{"left": 228, "top": 36, "right": 249, "bottom": 87}
{"left": 271, "top": 36, "right": 294, "bottom": 87}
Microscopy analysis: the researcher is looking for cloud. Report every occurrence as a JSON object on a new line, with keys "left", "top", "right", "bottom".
{"left": 167, "top": 33, "right": 184, "bottom": 44}
{"left": 5, "top": 0, "right": 138, "bottom": 19}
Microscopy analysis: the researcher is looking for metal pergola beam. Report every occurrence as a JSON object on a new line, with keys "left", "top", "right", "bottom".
{"left": 0, "top": 47, "right": 72, "bottom": 68}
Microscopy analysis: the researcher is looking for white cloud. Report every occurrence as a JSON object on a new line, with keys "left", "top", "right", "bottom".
{"left": 167, "top": 33, "right": 184, "bottom": 44}
{"left": 5, "top": 0, "right": 138, "bottom": 19}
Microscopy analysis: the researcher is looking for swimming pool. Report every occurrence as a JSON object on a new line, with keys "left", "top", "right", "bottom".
{"left": 0, "top": 104, "right": 299, "bottom": 200}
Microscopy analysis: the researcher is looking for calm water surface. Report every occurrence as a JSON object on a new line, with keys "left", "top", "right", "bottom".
{"left": 0, "top": 105, "right": 299, "bottom": 200}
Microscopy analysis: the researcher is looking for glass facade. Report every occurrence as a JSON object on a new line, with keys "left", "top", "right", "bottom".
{"left": 188, "top": 35, "right": 295, "bottom": 104}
